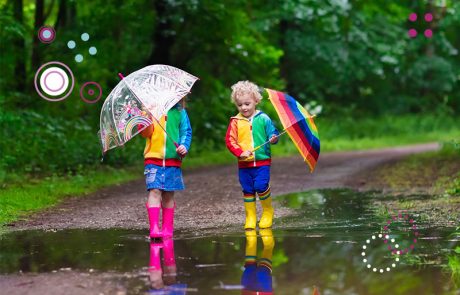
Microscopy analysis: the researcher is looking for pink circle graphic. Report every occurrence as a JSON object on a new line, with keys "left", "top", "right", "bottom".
{"left": 80, "top": 82, "right": 102, "bottom": 104}
{"left": 408, "top": 29, "right": 417, "bottom": 38}
{"left": 38, "top": 26, "right": 56, "bottom": 43}
{"left": 424, "top": 29, "right": 433, "bottom": 38}
{"left": 409, "top": 13, "right": 417, "bottom": 22}
{"left": 43, "top": 70, "right": 65, "bottom": 92}
{"left": 425, "top": 13, "right": 433, "bottom": 22}
{"left": 34, "top": 61, "right": 75, "bottom": 102}
{"left": 383, "top": 212, "right": 418, "bottom": 255}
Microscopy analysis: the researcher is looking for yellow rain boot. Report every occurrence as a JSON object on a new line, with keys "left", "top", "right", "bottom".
{"left": 257, "top": 228, "right": 274, "bottom": 292}
{"left": 241, "top": 230, "right": 257, "bottom": 290}
{"left": 244, "top": 229, "right": 257, "bottom": 263}
{"left": 244, "top": 197, "right": 257, "bottom": 230}
{"left": 259, "top": 228, "right": 275, "bottom": 264}
{"left": 258, "top": 188, "right": 274, "bottom": 228}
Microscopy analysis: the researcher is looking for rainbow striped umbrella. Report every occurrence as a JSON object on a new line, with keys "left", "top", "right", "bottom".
{"left": 264, "top": 88, "right": 320, "bottom": 172}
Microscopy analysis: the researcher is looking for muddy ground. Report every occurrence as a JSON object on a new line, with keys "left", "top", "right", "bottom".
{"left": 8, "top": 143, "right": 441, "bottom": 233}
{"left": 4, "top": 142, "right": 460, "bottom": 295}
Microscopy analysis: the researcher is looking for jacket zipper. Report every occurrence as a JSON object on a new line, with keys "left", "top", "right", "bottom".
{"left": 250, "top": 119, "right": 256, "bottom": 167}
{"left": 163, "top": 116, "right": 167, "bottom": 167}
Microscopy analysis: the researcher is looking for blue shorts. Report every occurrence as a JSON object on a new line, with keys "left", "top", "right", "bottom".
{"left": 144, "top": 164, "right": 185, "bottom": 191}
{"left": 238, "top": 166, "right": 270, "bottom": 195}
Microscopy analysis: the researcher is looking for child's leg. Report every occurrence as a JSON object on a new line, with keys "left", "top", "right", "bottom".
{"left": 239, "top": 168, "right": 257, "bottom": 230}
{"left": 162, "top": 238, "right": 177, "bottom": 285}
{"left": 161, "top": 191, "right": 175, "bottom": 208}
{"left": 148, "top": 189, "right": 162, "bottom": 207}
{"left": 243, "top": 193, "right": 257, "bottom": 229}
{"left": 256, "top": 228, "right": 274, "bottom": 292}
{"left": 146, "top": 189, "right": 163, "bottom": 238}
{"left": 161, "top": 191, "right": 175, "bottom": 238}
{"left": 241, "top": 230, "right": 257, "bottom": 290}
{"left": 254, "top": 166, "right": 274, "bottom": 228}
{"left": 149, "top": 240, "right": 165, "bottom": 289}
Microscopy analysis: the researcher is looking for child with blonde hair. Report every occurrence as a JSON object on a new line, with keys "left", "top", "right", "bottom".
{"left": 225, "top": 81, "right": 279, "bottom": 229}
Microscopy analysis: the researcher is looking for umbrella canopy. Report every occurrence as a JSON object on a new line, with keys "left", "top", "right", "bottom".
{"left": 99, "top": 65, "right": 198, "bottom": 154}
{"left": 264, "top": 88, "right": 320, "bottom": 172}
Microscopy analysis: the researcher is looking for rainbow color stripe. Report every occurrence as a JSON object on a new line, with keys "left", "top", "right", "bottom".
{"left": 123, "top": 116, "right": 152, "bottom": 142}
{"left": 266, "top": 88, "right": 320, "bottom": 172}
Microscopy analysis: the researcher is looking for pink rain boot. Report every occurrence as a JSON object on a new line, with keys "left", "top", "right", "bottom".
{"left": 146, "top": 203, "right": 162, "bottom": 238}
{"left": 148, "top": 241, "right": 163, "bottom": 271}
{"left": 162, "top": 203, "right": 176, "bottom": 238}
{"left": 148, "top": 241, "right": 164, "bottom": 289}
{"left": 162, "top": 238, "right": 177, "bottom": 285}
{"left": 163, "top": 238, "right": 176, "bottom": 266}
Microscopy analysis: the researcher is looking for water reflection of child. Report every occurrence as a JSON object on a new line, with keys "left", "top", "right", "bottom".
{"left": 241, "top": 229, "right": 275, "bottom": 295}
{"left": 148, "top": 239, "right": 187, "bottom": 294}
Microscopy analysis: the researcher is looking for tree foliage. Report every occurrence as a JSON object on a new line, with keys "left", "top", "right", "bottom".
{"left": 0, "top": 0, "right": 459, "bottom": 175}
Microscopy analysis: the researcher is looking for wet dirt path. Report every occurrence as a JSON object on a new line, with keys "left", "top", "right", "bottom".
{"left": 10, "top": 143, "right": 439, "bottom": 232}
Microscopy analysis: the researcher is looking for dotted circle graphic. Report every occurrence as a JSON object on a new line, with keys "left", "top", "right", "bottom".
{"left": 383, "top": 212, "right": 418, "bottom": 255}
{"left": 34, "top": 61, "right": 75, "bottom": 102}
{"left": 408, "top": 12, "right": 434, "bottom": 39}
{"left": 67, "top": 32, "right": 97, "bottom": 63}
{"left": 361, "top": 233, "right": 400, "bottom": 273}
{"left": 38, "top": 26, "right": 56, "bottom": 43}
{"left": 80, "top": 82, "right": 102, "bottom": 104}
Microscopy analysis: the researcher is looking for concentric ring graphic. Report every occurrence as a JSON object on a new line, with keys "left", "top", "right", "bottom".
{"left": 38, "top": 26, "right": 56, "bottom": 43}
{"left": 80, "top": 81, "right": 102, "bottom": 104}
{"left": 34, "top": 61, "right": 75, "bottom": 102}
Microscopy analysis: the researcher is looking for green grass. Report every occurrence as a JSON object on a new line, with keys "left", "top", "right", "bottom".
{"left": 365, "top": 143, "right": 460, "bottom": 194}
{"left": 0, "top": 166, "right": 141, "bottom": 225}
{"left": 273, "top": 114, "right": 460, "bottom": 154}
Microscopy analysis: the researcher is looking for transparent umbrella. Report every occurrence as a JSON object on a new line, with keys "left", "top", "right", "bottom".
{"left": 99, "top": 65, "right": 198, "bottom": 155}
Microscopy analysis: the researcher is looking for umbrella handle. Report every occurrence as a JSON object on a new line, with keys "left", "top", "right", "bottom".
{"left": 252, "top": 130, "right": 287, "bottom": 152}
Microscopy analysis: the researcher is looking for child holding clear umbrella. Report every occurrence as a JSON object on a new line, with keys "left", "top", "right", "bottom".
{"left": 140, "top": 98, "right": 192, "bottom": 239}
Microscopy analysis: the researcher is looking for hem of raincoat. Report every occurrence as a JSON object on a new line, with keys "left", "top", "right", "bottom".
{"left": 238, "top": 159, "right": 271, "bottom": 168}
{"left": 145, "top": 158, "right": 182, "bottom": 167}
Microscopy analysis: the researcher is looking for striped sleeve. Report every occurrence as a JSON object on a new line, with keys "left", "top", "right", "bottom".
{"left": 225, "top": 118, "right": 243, "bottom": 157}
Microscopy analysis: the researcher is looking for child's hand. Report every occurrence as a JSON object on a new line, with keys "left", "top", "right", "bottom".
{"left": 240, "top": 150, "right": 253, "bottom": 159}
{"left": 269, "top": 135, "right": 278, "bottom": 144}
{"left": 176, "top": 145, "right": 188, "bottom": 157}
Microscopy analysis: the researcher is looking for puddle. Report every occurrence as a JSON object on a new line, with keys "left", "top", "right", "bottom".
{"left": 0, "top": 189, "right": 459, "bottom": 294}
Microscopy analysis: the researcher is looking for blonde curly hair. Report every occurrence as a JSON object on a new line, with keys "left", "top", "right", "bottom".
{"left": 230, "top": 81, "right": 262, "bottom": 103}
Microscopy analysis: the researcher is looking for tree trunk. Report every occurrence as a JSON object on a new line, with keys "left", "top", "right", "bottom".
{"left": 13, "top": 0, "right": 26, "bottom": 91}
{"left": 54, "top": 0, "right": 77, "bottom": 31}
{"left": 147, "top": 0, "right": 175, "bottom": 65}
{"left": 54, "top": 0, "right": 67, "bottom": 31}
{"left": 31, "top": 0, "right": 44, "bottom": 76}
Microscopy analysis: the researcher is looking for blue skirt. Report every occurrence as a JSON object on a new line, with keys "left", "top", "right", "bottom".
{"left": 144, "top": 164, "right": 185, "bottom": 191}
